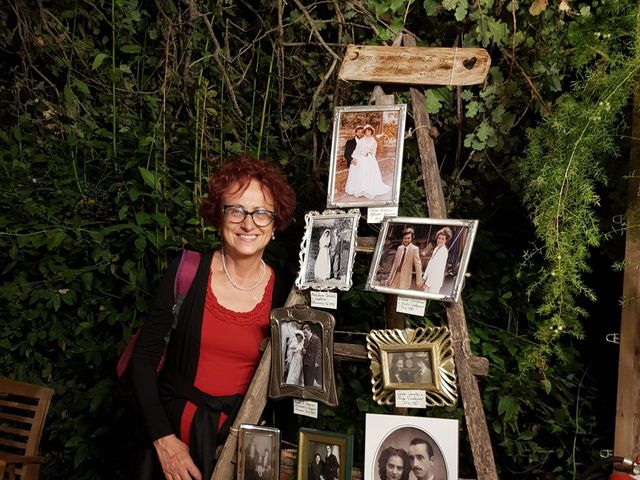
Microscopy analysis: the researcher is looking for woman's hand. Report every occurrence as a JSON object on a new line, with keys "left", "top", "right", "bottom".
{"left": 153, "top": 434, "right": 202, "bottom": 480}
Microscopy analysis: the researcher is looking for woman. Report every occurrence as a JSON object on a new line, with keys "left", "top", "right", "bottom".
{"left": 344, "top": 124, "right": 391, "bottom": 199}
{"left": 313, "top": 229, "right": 333, "bottom": 281}
{"left": 257, "top": 448, "right": 271, "bottom": 479}
{"left": 421, "top": 227, "right": 452, "bottom": 295}
{"left": 309, "top": 453, "right": 325, "bottom": 480}
{"left": 285, "top": 331, "right": 305, "bottom": 385}
{"left": 130, "top": 156, "right": 295, "bottom": 480}
{"left": 244, "top": 438, "right": 260, "bottom": 480}
{"left": 377, "top": 446, "right": 410, "bottom": 480}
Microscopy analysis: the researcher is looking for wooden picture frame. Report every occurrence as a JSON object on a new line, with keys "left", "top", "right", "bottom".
{"left": 365, "top": 217, "right": 478, "bottom": 302}
{"left": 268, "top": 305, "right": 338, "bottom": 406}
{"left": 327, "top": 104, "right": 407, "bottom": 208}
{"left": 295, "top": 209, "right": 361, "bottom": 291}
{"left": 364, "top": 414, "right": 458, "bottom": 480}
{"left": 297, "top": 428, "right": 354, "bottom": 480}
{"left": 237, "top": 424, "right": 280, "bottom": 480}
{"left": 366, "top": 327, "right": 457, "bottom": 407}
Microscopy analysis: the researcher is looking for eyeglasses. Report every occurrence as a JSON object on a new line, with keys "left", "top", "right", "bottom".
{"left": 223, "top": 204, "right": 276, "bottom": 227}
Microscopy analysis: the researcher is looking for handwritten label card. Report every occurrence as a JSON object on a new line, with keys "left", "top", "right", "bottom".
{"left": 367, "top": 207, "right": 398, "bottom": 224}
{"left": 396, "top": 296, "right": 426, "bottom": 317}
{"left": 310, "top": 291, "right": 338, "bottom": 309}
{"left": 293, "top": 399, "right": 318, "bottom": 418}
{"left": 395, "top": 390, "right": 427, "bottom": 409}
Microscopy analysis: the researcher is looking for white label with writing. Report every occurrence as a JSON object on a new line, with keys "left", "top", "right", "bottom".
{"left": 367, "top": 207, "right": 398, "bottom": 223}
{"left": 310, "top": 291, "right": 338, "bottom": 309}
{"left": 395, "top": 390, "right": 427, "bottom": 409}
{"left": 293, "top": 399, "right": 318, "bottom": 418}
{"left": 396, "top": 296, "right": 427, "bottom": 316}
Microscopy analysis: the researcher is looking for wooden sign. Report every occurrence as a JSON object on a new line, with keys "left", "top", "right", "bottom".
{"left": 339, "top": 45, "right": 490, "bottom": 86}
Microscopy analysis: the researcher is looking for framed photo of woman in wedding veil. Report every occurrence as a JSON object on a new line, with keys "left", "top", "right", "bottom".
{"left": 327, "top": 104, "right": 407, "bottom": 208}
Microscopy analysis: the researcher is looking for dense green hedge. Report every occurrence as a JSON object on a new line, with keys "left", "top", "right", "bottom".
{"left": 0, "top": 0, "right": 633, "bottom": 477}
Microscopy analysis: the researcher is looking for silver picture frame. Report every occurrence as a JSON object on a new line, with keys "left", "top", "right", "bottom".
{"left": 237, "top": 424, "right": 280, "bottom": 480}
{"left": 365, "top": 217, "right": 479, "bottom": 302}
{"left": 295, "top": 209, "right": 361, "bottom": 291}
{"left": 327, "top": 104, "right": 407, "bottom": 208}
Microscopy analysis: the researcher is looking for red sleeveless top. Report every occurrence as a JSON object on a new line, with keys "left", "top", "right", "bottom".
{"left": 179, "top": 269, "right": 274, "bottom": 444}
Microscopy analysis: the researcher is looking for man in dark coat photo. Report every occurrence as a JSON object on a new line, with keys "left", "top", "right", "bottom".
{"left": 302, "top": 323, "right": 322, "bottom": 387}
{"left": 322, "top": 444, "right": 340, "bottom": 480}
{"left": 343, "top": 126, "right": 364, "bottom": 168}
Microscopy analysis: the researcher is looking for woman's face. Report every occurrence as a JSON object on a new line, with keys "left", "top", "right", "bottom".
{"left": 295, "top": 334, "right": 303, "bottom": 343}
{"left": 220, "top": 179, "right": 275, "bottom": 260}
{"left": 365, "top": 129, "right": 374, "bottom": 137}
{"left": 314, "top": 454, "right": 321, "bottom": 464}
{"left": 385, "top": 454, "right": 404, "bottom": 480}
{"left": 436, "top": 233, "right": 447, "bottom": 246}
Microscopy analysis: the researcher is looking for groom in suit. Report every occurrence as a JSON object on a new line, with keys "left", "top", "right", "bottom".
{"left": 343, "top": 126, "right": 365, "bottom": 168}
{"left": 387, "top": 227, "right": 423, "bottom": 290}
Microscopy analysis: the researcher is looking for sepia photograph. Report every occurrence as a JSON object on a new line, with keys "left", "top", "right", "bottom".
{"left": 327, "top": 105, "right": 406, "bottom": 208}
{"left": 237, "top": 424, "right": 280, "bottom": 480}
{"left": 269, "top": 306, "right": 338, "bottom": 406}
{"left": 366, "top": 217, "right": 479, "bottom": 302}
{"left": 295, "top": 210, "right": 360, "bottom": 291}
{"left": 364, "top": 414, "right": 458, "bottom": 480}
{"left": 298, "top": 428, "right": 353, "bottom": 480}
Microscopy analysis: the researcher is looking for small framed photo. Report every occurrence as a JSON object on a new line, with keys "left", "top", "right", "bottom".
{"left": 364, "top": 414, "right": 458, "bottom": 480}
{"left": 366, "top": 217, "right": 478, "bottom": 302}
{"left": 268, "top": 306, "right": 338, "bottom": 406}
{"left": 237, "top": 424, "right": 280, "bottom": 480}
{"left": 366, "top": 327, "right": 457, "bottom": 406}
{"left": 298, "top": 428, "right": 354, "bottom": 480}
{"left": 295, "top": 209, "right": 361, "bottom": 291}
{"left": 327, "top": 104, "right": 407, "bottom": 208}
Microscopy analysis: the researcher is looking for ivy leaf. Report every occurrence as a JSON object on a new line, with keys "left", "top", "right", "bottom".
{"left": 425, "top": 89, "right": 443, "bottom": 114}
{"left": 454, "top": 1, "right": 468, "bottom": 21}
{"left": 477, "top": 121, "right": 494, "bottom": 142}
{"left": 423, "top": 0, "right": 439, "bottom": 15}
{"left": 92, "top": 53, "right": 107, "bottom": 70}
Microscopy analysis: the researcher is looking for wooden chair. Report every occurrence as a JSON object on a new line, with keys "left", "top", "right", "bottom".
{"left": 0, "top": 378, "right": 54, "bottom": 480}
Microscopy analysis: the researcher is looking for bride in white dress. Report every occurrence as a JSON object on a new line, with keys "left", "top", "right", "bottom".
{"left": 285, "top": 331, "right": 305, "bottom": 385}
{"left": 344, "top": 124, "right": 391, "bottom": 199}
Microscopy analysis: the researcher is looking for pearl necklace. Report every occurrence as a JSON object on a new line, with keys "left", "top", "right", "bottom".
{"left": 220, "top": 249, "right": 266, "bottom": 291}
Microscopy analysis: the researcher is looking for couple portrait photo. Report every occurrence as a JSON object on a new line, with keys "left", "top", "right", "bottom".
{"left": 296, "top": 210, "right": 360, "bottom": 291}
{"left": 237, "top": 425, "right": 279, "bottom": 480}
{"left": 327, "top": 105, "right": 406, "bottom": 208}
{"left": 307, "top": 443, "right": 340, "bottom": 480}
{"left": 365, "top": 415, "right": 458, "bottom": 480}
{"left": 387, "top": 351, "right": 434, "bottom": 387}
{"left": 281, "top": 321, "right": 323, "bottom": 389}
{"left": 367, "top": 217, "right": 479, "bottom": 302}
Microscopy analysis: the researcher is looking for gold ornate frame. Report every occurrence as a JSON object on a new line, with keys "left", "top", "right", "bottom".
{"left": 366, "top": 327, "right": 457, "bottom": 406}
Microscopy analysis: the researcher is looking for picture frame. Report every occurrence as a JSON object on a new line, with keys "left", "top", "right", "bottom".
{"left": 295, "top": 209, "right": 361, "bottom": 291}
{"left": 297, "top": 428, "right": 354, "bottom": 480}
{"left": 237, "top": 424, "right": 280, "bottom": 480}
{"left": 327, "top": 104, "right": 407, "bottom": 208}
{"left": 365, "top": 217, "right": 479, "bottom": 302}
{"left": 364, "top": 414, "right": 458, "bottom": 480}
{"left": 366, "top": 327, "right": 457, "bottom": 406}
{"left": 268, "top": 305, "right": 338, "bottom": 406}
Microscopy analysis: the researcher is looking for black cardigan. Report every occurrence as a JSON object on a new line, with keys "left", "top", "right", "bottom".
{"left": 129, "top": 250, "right": 291, "bottom": 442}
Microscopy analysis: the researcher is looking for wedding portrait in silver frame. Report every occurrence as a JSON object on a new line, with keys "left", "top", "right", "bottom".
{"left": 237, "top": 424, "right": 280, "bottom": 480}
{"left": 364, "top": 414, "right": 458, "bottom": 480}
{"left": 366, "top": 327, "right": 457, "bottom": 407}
{"left": 327, "top": 104, "right": 407, "bottom": 208}
{"left": 365, "top": 217, "right": 479, "bottom": 302}
{"left": 295, "top": 209, "right": 361, "bottom": 291}
{"left": 268, "top": 305, "right": 338, "bottom": 406}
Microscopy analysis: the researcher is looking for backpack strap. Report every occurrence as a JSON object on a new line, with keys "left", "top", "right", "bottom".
{"left": 168, "top": 249, "right": 201, "bottom": 334}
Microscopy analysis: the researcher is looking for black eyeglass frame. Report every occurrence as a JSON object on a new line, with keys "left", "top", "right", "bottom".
{"left": 222, "top": 204, "right": 277, "bottom": 227}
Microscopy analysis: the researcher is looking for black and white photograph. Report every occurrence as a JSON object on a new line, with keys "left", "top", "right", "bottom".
{"left": 298, "top": 428, "right": 353, "bottom": 480}
{"left": 366, "top": 217, "right": 479, "bottom": 302}
{"left": 237, "top": 424, "right": 280, "bottom": 480}
{"left": 269, "top": 306, "right": 338, "bottom": 406}
{"left": 364, "top": 415, "right": 458, "bottom": 480}
{"left": 295, "top": 210, "right": 360, "bottom": 291}
{"left": 327, "top": 105, "right": 407, "bottom": 208}
{"left": 366, "top": 327, "right": 457, "bottom": 407}
{"left": 280, "top": 320, "right": 323, "bottom": 389}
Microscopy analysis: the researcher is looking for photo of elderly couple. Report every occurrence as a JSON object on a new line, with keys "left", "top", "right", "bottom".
{"left": 280, "top": 321, "right": 324, "bottom": 388}
{"left": 307, "top": 443, "right": 340, "bottom": 480}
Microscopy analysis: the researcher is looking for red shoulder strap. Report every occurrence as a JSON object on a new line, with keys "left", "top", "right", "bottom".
{"left": 173, "top": 249, "right": 201, "bottom": 300}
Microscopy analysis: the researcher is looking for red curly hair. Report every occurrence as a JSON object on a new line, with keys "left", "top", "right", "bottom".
{"left": 200, "top": 155, "right": 296, "bottom": 232}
